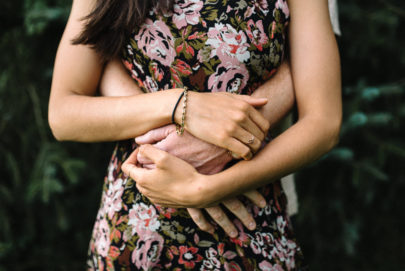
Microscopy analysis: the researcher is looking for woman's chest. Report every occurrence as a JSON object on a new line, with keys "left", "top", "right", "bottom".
{"left": 123, "top": 0, "right": 290, "bottom": 93}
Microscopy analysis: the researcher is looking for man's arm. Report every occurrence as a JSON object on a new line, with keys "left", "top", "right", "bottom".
{"left": 252, "top": 61, "right": 295, "bottom": 128}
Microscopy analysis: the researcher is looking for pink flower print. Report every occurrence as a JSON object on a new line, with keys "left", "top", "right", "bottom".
{"left": 253, "top": 0, "right": 270, "bottom": 15}
{"left": 128, "top": 202, "right": 160, "bottom": 234}
{"left": 104, "top": 178, "right": 124, "bottom": 219}
{"left": 132, "top": 230, "right": 164, "bottom": 270}
{"left": 135, "top": 19, "right": 176, "bottom": 67}
{"left": 206, "top": 23, "right": 250, "bottom": 64}
{"left": 246, "top": 19, "right": 269, "bottom": 51}
{"left": 155, "top": 204, "right": 177, "bottom": 219}
{"left": 244, "top": 6, "right": 255, "bottom": 19}
{"left": 106, "top": 157, "right": 118, "bottom": 182}
{"left": 277, "top": 215, "right": 287, "bottom": 234}
{"left": 270, "top": 236, "right": 298, "bottom": 270}
{"left": 244, "top": 0, "right": 270, "bottom": 18}
{"left": 204, "top": 247, "right": 221, "bottom": 269}
{"left": 144, "top": 76, "right": 159, "bottom": 92}
{"left": 224, "top": 261, "right": 242, "bottom": 271}
{"left": 178, "top": 246, "right": 203, "bottom": 269}
{"left": 250, "top": 238, "right": 262, "bottom": 254}
{"left": 230, "top": 219, "right": 249, "bottom": 247}
{"left": 275, "top": 0, "right": 290, "bottom": 18}
{"left": 173, "top": 0, "right": 204, "bottom": 29}
{"left": 207, "top": 61, "right": 249, "bottom": 93}
{"left": 94, "top": 218, "right": 110, "bottom": 258}
{"left": 258, "top": 260, "right": 284, "bottom": 271}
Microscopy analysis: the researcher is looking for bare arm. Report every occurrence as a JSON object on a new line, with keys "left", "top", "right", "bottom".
{"left": 48, "top": 0, "right": 184, "bottom": 142}
{"left": 201, "top": 0, "right": 342, "bottom": 203}
{"left": 252, "top": 61, "right": 294, "bottom": 126}
{"left": 100, "top": 58, "right": 294, "bottom": 128}
{"left": 48, "top": 0, "right": 269, "bottom": 160}
{"left": 123, "top": 0, "right": 342, "bottom": 208}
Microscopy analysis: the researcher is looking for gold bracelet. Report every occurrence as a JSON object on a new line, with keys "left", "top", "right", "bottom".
{"left": 176, "top": 87, "right": 188, "bottom": 135}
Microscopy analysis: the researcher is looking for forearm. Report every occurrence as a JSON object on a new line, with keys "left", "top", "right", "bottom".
{"left": 48, "top": 1, "right": 185, "bottom": 142}
{"left": 202, "top": 116, "right": 339, "bottom": 204}
{"left": 251, "top": 60, "right": 295, "bottom": 126}
{"left": 49, "top": 90, "right": 182, "bottom": 142}
{"left": 195, "top": 0, "right": 342, "bottom": 207}
{"left": 101, "top": 59, "right": 294, "bottom": 128}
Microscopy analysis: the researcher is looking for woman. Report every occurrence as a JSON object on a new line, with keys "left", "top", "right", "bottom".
{"left": 49, "top": 0, "right": 341, "bottom": 270}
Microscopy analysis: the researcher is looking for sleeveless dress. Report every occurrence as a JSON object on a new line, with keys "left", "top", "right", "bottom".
{"left": 87, "top": 0, "right": 306, "bottom": 270}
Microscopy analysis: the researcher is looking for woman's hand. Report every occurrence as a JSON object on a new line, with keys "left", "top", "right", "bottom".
{"left": 122, "top": 144, "right": 267, "bottom": 237}
{"left": 122, "top": 144, "right": 205, "bottom": 208}
{"left": 179, "top": 92, "right": 270, "bottom": 160}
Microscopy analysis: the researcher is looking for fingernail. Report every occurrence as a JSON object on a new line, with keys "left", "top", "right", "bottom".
{"left": 230, "top": 231, "right": 238, "bottom": 238}
{"left": 260, "top": 200, "right": 267, "bottom": 208}
{"left": 249, "top": 222, "right": 256, "bottom": 230}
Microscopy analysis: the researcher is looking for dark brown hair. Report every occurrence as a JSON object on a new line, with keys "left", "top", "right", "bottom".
{"left": 73, "top": 0, "right": 173, "bottom": 61}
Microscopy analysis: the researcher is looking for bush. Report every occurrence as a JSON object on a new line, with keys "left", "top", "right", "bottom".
{"left": 0, "top": 0, "right": 404, "bottom": 270}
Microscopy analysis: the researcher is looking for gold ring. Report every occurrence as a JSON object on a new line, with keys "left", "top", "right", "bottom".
{"left": 248, "top": 136, "right": 255, "bottom": 144}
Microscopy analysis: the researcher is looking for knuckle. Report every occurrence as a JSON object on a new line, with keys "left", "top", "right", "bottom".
{"left": 238, "top": 101, "right": 250, "bottom": 112}
{"left": 234, "top": 112, "right": 247, "bottom": 123}
{"left": 199, "top": 223, "right": 212, "bottom": 232}
{"left": 190, "top": 213, "right": 202, "bottom": 223}
{"left": 226, "top": 123, "right": 238, "bottom": 134}
{"left": 229, "top": 201, "right": 242, "bottom": 212}
{"left": 217, "top": 131, "right": 229, "bottom": 145}
{"left": 211, "top": 211, "right": 225, "bottom": 221}
{"left": 155, "top": 153, "right": 169, "bottom": 166}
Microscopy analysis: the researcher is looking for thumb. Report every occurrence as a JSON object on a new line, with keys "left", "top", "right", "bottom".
{"left": 135, "top": 124, "right": 176, "bottom": 144}
{"left": 233, "top": 95, "right": 268, "bottom": 107}
{"left": 138, "top": 144, "right": 170, "bottom": 169}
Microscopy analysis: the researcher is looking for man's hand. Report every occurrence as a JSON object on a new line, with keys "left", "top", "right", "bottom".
{"left": 135, "top": 124, "right": 232, "bottom": 175}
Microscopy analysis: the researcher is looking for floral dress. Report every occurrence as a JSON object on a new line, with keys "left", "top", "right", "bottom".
{"left": 87, "top": 0, "right": 306, "bottom": 270}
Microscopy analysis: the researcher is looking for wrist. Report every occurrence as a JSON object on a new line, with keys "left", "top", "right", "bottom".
{"left": 191, "top": 173, "right": 225, "bottom": 208}
{"left": 174, "top": 89, "right": 200, "bottom": 125}
{"left": 164, "top": 88, "right": 184, "bottom": 123}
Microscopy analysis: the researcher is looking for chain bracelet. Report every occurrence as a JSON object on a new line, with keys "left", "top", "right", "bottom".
{"left": 176, "top": 87, "right": 188, "bottom": 135}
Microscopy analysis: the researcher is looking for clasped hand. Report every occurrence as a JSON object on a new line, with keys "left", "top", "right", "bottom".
{"left": 122, "top": 92, "right": 270, "bottom": 237}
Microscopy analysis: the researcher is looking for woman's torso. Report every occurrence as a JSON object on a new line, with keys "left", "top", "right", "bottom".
{"left": 87, "top": 1, "right": 307, "bottom": 270}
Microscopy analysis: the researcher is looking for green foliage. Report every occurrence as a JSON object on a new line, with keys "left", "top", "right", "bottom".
{"left": 0, "top": 0, "right": 404, "bottom": 270}
{"left": 0, "top": 0, "right": 111, "bottom": 269}
{"left": 294, "top": 1, "right": 405, "bottom": 269}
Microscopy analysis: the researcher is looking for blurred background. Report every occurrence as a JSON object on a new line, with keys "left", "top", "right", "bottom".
{"left": 0, "top": 0, "right": 404, "bottom": 270}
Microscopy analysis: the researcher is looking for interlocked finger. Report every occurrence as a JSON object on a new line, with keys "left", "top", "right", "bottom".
{"left": 222, "top": 198, "right": 256, "bottom": 231}
{"left": 224, "top": 137, "right": 253, "bottom": 160}
{"left": 187, "top": 208, "right": 214, "bottom": 233}
{"left": 240, "top": 114, "right": 266, "bottom": 142}
{"left": 247, "top": 106, "right": 270, "bottom": 135}
{"left": 243, "top": 190, "right": 267, "bottom": 208}
{"left": 205, "top": 206, "right": 238, "bottom": 238}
